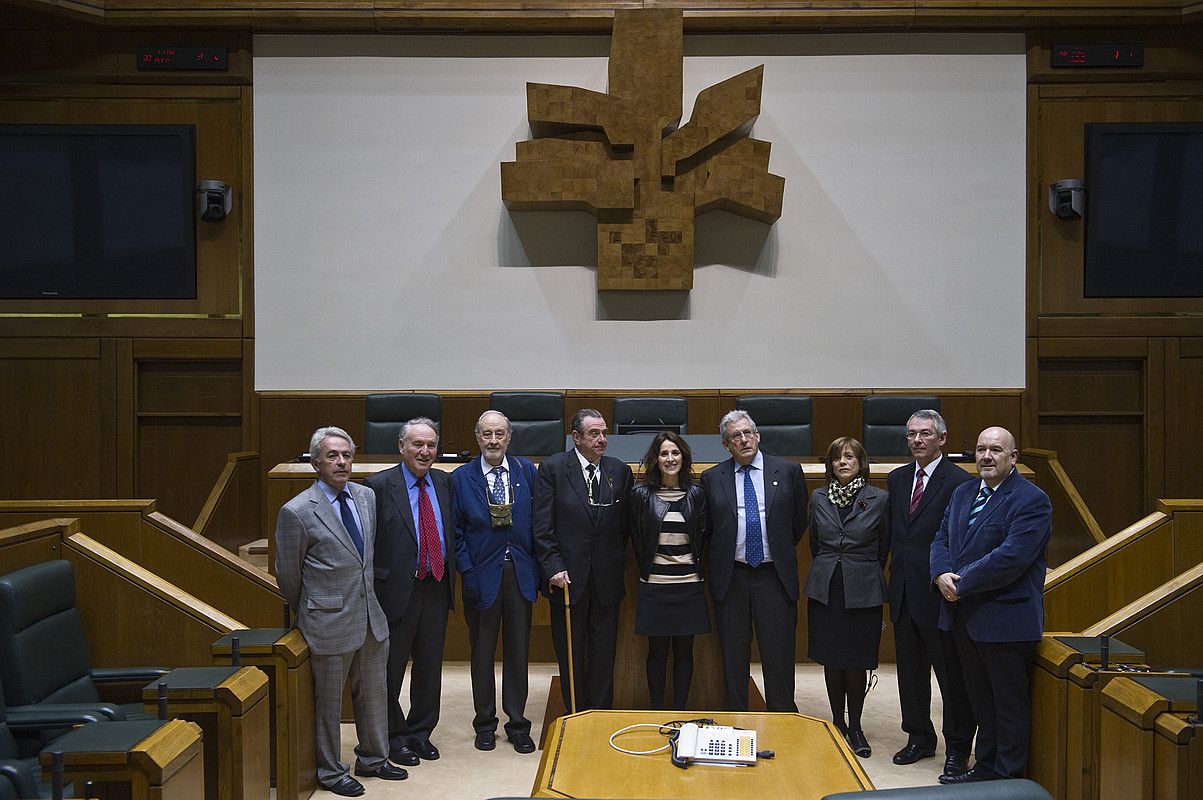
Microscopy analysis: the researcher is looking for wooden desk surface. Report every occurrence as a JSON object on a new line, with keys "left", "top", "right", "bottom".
{"left": 532, "top": 709, "right": 872, "bottom": 799}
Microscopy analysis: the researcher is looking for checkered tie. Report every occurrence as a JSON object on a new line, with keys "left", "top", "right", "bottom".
{"left": 967, "top": 485, "right": 994, "bottom": 528}
{"left": 909, "top": 469, "right": 926, "bottom": 519}
{"left": 743, "top": 466, "right": 764, "bottom": 567}
{"left": 416, "top": 477, "right": 444, "bottom": 580}
{"left": 489, "top": 466, "right": 507, "bottom": 504}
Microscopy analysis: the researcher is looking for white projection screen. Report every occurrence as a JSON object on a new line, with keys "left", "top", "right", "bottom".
{"left": 253, "top": 33, "right": 1026, "bottom": 391}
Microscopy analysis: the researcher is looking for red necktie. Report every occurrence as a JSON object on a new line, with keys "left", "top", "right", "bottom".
{"left": 417, "top": 476, "right": 444, "bottom": 581}
{"left": 909, "top": 468, "right": 926, "bottom": 518}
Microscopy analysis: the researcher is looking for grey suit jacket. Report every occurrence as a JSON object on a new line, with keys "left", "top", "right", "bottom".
{"left": 804, "top": 483, "right": 890, "bottom": 609}
{"left": 275, "top": 481, "right": 389, "bottom": 656}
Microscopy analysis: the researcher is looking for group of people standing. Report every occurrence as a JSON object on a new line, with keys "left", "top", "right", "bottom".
{"left": 274, "top": 403, "right": 1051, "bottom": 797}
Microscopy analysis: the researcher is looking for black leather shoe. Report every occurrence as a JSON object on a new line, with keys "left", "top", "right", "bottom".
{"left": 941, "top": 753, "right": 970, "bottom": 778}
{"left": 892, "top": 742, "right": 937, "bottom": 765}
{"left": 474, "top": 731, "right": 497, "bottom": 751}
{"left": 846, "top": 729, "right": 871, "bottom": 758}
{"left": 389, "top": 745, "right": 420, "bottom": 767}
{"left": 323, "top": 776, "right": 365, "bottom": 797}
{"left": 507, "top": 732, "right": 536, "bottom": 754}
{"left": 938, "top": 765, "right": 995, "bottom": 785}
{"left": 353, "top": 763, "right": 408, "bottom": 781}
{"left": 408, "top": 738, "right": 440, "bottom": 761}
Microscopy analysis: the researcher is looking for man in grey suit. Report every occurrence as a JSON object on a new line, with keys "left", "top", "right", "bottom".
{"left": 275, "top": 427, "right": 409, "bottom": 797}
{"left": 701, "top": 410, "right": 808, "bottom": 712}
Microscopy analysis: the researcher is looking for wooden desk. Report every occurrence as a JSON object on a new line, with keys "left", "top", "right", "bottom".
{"left": 212, "top": 630, "right": 315, "bottom": 800}
{"left": 1030, "top": 635, "right": 1148, "bottom": 800}
{"left": 142, "top": 666, "right": 271, "bottom": 800}
{"left": 1099, "top": 674, "right": 1200, "bottom": 800}
{"left": 531, "top": 710, "right": 872, "bottom": 798}
{"left": 39, "top": 719, "right": 204, "bottom": 800}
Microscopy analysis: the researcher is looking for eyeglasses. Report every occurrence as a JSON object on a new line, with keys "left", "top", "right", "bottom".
{"left": 727, "top": 430, "right": 758, "bottom": 442}
{"left": 905, "top": 430, "right": 937, "bottom": 440}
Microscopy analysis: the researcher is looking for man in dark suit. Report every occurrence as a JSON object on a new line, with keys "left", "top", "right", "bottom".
{"left": 365, "top": 417, "right": 455, "bottom": 765}
{"left": 886, "top": 409, "right": 976, "bottom": 778}
{"left": 931, "top": 426, "right": 1052, "bottom": 784}
{"left": 533, "top": 408, "right": 632, "bottom": 712}
{"left": 275, "top": 427, "right": 408, "bottom": 796}
{"left": 701, "top": 410, "right": 808, "bottom": 712}
{"left": 451, "top": 410, "right": 540, "bottom": 755}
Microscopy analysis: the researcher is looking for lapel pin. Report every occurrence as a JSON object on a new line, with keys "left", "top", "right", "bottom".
{"left": 773, "top": 481, "right": 779, "bottom": 486}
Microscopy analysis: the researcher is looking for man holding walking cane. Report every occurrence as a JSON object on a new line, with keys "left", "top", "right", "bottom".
{"left": 533, "top": 409, "right": 633, "bottom": 712}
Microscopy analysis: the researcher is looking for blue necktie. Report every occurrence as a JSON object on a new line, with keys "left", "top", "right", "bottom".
{"left": 489, "top": 466, "right": 507, "bottom": 504}
{"left": 336, "top": 490, "right": 365, "bottom": 556}
{"left": 743, "top": 466, "right": 764, "bottom": 567}
{"left": 967, "top": 485, "right": 994, "bottom": 528}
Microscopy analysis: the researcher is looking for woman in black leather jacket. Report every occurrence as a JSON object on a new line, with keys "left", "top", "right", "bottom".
{"left": 630, "top": 431, "right": 710, "bottom": 709}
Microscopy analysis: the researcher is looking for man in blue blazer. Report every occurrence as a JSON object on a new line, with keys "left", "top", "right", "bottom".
{"left": 931, "top": 426, "right": 1051, "bottom": 784}
{"left": 451, "top": 411, "right": 540, "bottom": 755}
{"left": 886, "top": 409, "right": 976, "bottom": 777}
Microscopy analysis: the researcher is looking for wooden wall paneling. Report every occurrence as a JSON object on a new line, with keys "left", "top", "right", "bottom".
{"left": 1160, "top": 501, "right": 1203, "bottom": 576}
{"left": 1032, "top": 82, "right": 1203, "bottom": 328}
{"left": 1164, "top": 339, "right": 1203, "bottom": 499}
{"left": 0, "top": 519, "right": 73, "bottom": 576}
{"left": 439, "top": 393, "right": 488, "bottom": 456}
{"left": 114, "top": 337, "right": 136, "bottom": 497}
{"left": 134, "top": 339, "right": 244, "bottom": 523}
{"left": 1089, "top": 568, "right": 1203, "bottom": 670}
{"left": 193, "top": 451, "right": 262, "bottom": 554}
{"left": 1145, "top": 338, "right": 1166, "bottom": 512}
{"left": 0, "top": 338, "right": 112, "bottom": 500}
{"left": 940, "top": 393, "right": 1026, "bottom": 454}
{"left": 0, "top": 85, "right": 246, "bottom": 321}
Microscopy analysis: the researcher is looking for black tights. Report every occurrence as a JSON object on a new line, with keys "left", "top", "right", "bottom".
{"left": 824, "top": 667, "right": 868, "bottom": 733}
{"left": 646, "top": 635, "right": 695, "bottom": 710}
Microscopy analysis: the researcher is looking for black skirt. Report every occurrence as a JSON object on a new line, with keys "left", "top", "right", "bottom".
{"left": 634, "top": 581, "right": 711, "bottom": 637}
{"left": 807, "top": 562, "right": 882, "bottom": 670}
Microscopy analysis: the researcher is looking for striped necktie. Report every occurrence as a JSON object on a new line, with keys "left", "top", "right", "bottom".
{"left": 967, "top": 485, "right": 994, "bottom": 528}
{"left": 909, "top": 468, "right": 926, "bottom": 518}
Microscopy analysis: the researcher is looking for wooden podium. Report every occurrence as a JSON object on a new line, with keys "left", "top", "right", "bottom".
{"left": 532, "top": 709, "right": 872, "bottom": 798}
{"left": 1030, "top": 634, "right": 1147, "bottom": 800}
{"left": 142, "top": 666, "right": 270, "bottom": 800}
{"left": 211, "top": 629, "right": 315, "bottom": 800}
{"left": 1099, "top": 674, "right": 1200, "bottom": 800}
{"left": 39, "top": 719, "right": 204, "bottom": 800}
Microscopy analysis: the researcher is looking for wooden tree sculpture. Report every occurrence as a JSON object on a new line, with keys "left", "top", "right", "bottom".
{"left": 501, "top": 8, "right": 785, "bottom": 291}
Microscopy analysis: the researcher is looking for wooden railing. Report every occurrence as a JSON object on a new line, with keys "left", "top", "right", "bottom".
{"left": 1023, "top": 447, "right": 1106, "bottom": 569}
{"left": 0, "top": 519, "right": 242, "bottom": 668}
{"left": 0, "top": 500, "right": 281, "bottom": 628}
{"left": 193, "top": 451, "right": 262, "bottom": 555}
{"left": 1082, "top": 560, "right": 1203, "bottom": 669}
{"left": 1044, "top": 500, "right": 1203, "bottom": 642}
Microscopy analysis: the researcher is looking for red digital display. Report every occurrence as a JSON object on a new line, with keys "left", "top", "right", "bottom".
{"left": 136, "top": 46, "right": 229, "bottom": 71}
{"left": 1051, "top": 43, "right": 1143, "bottom": 68}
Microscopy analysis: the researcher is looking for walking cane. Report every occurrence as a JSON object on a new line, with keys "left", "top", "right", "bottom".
{"left": 563, "top": 580, "right": 577, "bottom": 714}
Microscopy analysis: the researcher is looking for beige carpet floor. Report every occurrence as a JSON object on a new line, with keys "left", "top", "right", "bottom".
{"left": 334, "top": 662, "right": 955, "bottom": 799}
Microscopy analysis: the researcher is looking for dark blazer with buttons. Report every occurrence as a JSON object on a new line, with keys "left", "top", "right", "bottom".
{"left": 701, "top": 454, "right": 808, "bottom": 603}
{"left": 451, "top": 455, "right": 540, "bottom": 610}
{"left": 532, "top": 449, "right": 633, "bottom": 604}
{"left": 930, "top": 468, "right": 1051, "bottom": 642}
{"left": 886, "top": 457, "right": 975, "bottom": 626}
{"left": 365, "top": 464, "right": 456, "bottom": 620}
{"left": 630, "top": 483, "right": 709, "bottom": 580}
{"left": 804, "top": 483, "right": 890, "bottom": 609}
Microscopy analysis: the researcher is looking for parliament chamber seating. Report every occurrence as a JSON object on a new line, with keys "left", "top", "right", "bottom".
{"left": 489, "top": 391, "right": 565, "bottom": 457}
{"left": 736, "top": 394, "right": 813, "bottom": 456}
{"left": 862, "top": 395, "right": 940, "bottom": 457}
{"left": 0, "top": 560, "right": 167, "bottom": 751}
{"left": 611, "top": 396, "right": 688, "bottom": 433}
{"left": 363, "top": 392, "right": 442, "bottom": 453}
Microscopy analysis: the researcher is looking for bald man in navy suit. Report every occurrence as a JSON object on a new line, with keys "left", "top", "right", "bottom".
{"left": 931, "top": 426, "right": 1051, "bottom": 784}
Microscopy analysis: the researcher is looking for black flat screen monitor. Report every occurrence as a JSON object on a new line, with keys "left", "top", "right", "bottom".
{"left": 1083, "top": 122, "right": 1203, "bottom": 298}
{"left": 0, "top": 124, "right": 198, "bottom": 299}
